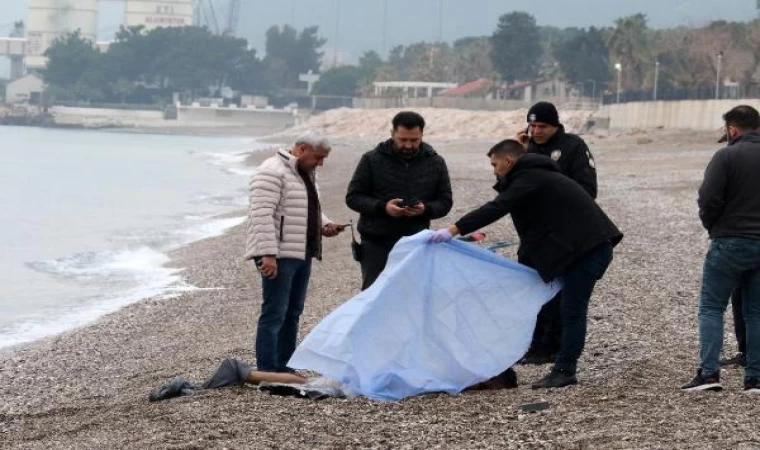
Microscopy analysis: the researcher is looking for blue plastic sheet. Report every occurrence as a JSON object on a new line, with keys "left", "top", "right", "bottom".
{"left": 288, "top": 231, "right": 562, "bottom": 400}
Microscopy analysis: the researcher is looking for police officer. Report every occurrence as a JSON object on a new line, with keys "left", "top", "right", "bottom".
{"left": 517, "top": 102, "right": 599, "bottom": 364}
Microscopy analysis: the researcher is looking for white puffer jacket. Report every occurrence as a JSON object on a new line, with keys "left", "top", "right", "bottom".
{"left": 245, "top": 149, "right": 332, "bottom": 261}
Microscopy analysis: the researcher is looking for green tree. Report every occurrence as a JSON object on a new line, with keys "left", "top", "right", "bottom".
{"left": 452, "top": 36, "right": 495, "bottom": 82}
{"left": 312, "top": 66, "right": 365, "bottom": 96}
{"left": 264, "top": 25, "right": 326, "bottom": 89}
{"left": 43, "top": 31, "right": 102, "bottom": 93}
{"left": 607, "top": 14, "right": 650, "bottom": 90}
{"left": 554, "top": 27, "right": 612, "bottom": 85}
{"left": 490, "top": 12, "right": 543, "bottom": 83}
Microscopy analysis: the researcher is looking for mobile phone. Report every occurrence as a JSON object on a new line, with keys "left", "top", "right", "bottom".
{"left": 400, "top": 198, "right": 419, "bottom": 208}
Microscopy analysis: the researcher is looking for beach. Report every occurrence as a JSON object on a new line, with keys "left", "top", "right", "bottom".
{"left": 1, "top": 116, "right": 758, "bottom": 449}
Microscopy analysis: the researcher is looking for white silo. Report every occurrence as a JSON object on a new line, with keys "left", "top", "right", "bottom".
{"left": 124, "top": 0, "right": 195, "bottom": 31}
{"left": 26, "top": 0, "right": 99, "bottom": 69}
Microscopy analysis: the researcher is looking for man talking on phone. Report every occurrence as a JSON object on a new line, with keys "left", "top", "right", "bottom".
{"left": 346, "top": 111, "right": 453, "bottom": 290}
{"left": 516, "top": 101, "right": 599, "bottom": 365}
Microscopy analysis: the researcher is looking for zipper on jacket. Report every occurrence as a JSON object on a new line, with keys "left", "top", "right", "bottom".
{"left": 279, "top": 216, "right": 285, "bottom": 242}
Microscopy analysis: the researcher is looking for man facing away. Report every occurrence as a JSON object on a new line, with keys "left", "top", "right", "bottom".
{"left": 245, "top": 133, "right": 343, "bottom": 373}
{"left": 516, "top": 101, "right": 600, "bottom": 365}
{"left": 346, "top": 111, "right": 453, "bottom": 290}
{"left": 681, "top": 105, "right": 760, "bottom": 394}
{"left": 428, "top": 139, "right": 622, "bottom": 388}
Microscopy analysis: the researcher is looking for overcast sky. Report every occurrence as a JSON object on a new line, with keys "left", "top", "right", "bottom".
{"left": 1, "top": 0, "right": 756, "bottom": 77}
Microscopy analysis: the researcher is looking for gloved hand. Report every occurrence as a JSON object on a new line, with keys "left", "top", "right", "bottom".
{"left": 427, "top": 228, "right": 453, "bottom": 243}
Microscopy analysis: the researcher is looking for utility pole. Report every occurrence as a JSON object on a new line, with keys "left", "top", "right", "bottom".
{"left": 332, "top": 0, "right": 341, "bottom": 68}
{"left": 653, "top": 60, "right": 660, "bottom": 101}
{"left": 381, "top": 0, "right": 388, "bottom": 57}
{"left": 715, "top": 51, "right": 723, "bottom": 100}
{"left": 615, "top": 63, "right": 622, "bottom": 104}
{"left": 437, "top": 0, "right": 444, "bottom": 42}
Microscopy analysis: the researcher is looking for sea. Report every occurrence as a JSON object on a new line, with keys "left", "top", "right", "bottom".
{"left": 0, "top": 126, "right": 268, "bottom": 350}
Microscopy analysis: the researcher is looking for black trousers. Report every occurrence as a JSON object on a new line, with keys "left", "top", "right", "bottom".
{"left": 359, "top": 238, "right": 397, "bottom": 291}
{"left": 732, "top": 288, "right": 747, "bottom": 354}
{"left": 530, "top": 292, "right": 563, "bottom": 354}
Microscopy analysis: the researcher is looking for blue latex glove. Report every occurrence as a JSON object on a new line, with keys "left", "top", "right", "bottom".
{"left": 427, "top": 228, "right": 453, "bottom": 243}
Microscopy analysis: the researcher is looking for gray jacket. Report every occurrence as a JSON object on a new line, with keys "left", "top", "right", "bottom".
{"left": 698, "top": 131, "right": 760, "bottom": 238}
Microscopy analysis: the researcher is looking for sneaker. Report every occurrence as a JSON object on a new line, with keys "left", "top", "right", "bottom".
{"left": 719, "top": 353, "right": 746, "bottom": 367}
{"left": 745, "top": 377, "right": 760, "bottom": 395}
{"left": 680, "top": 369, "right": 722, "bottom": 392}
{"left": 531, "top": 369, "right": 578, "bottom": 389}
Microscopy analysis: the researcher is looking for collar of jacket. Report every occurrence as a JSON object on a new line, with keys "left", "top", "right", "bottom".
{"left": 277, "top": 148, "right": 314, "bottom": 178}
{"left": 377, "top": 139, "right": 437, "bottom": 159}
{"left": 493, "top": 153, "right": 560, "bottom": 192}
{"left": 728, "top": 130, "right": 760, "bottom": 146}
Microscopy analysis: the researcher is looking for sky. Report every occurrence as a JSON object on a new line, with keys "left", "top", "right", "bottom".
{"left": 1, "top": 0, "right": 756, "bottom": 78}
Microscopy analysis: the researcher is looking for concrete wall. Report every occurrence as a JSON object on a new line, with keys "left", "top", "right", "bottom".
{"left": 50, "top": 106, "right": 164, "bottom": 127}
{"left": 352, "top": 96, "right": 577, "bottom": 111}
{"left": 601, "top": 99, "right": 760, "bottom": 130}
{"left": 176, "top": 106, "right": 297, "bottom": 135}
{"left": 353, "top": 97, "right": 536, "bottom": 111}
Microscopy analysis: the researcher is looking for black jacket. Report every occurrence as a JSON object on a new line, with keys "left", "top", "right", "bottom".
{"left": 454, "top": 154, "right": 622, "bottom": 281}
{"left": 346, "top": 140, "right": 453, "bottom": 243}
{"left": 528, "top": 125, "right": 598, "bottom": 199}
{"left": 698, "top": 131, "right": 760, "bottom": 238}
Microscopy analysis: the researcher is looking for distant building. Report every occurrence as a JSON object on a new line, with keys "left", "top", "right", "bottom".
{"left": 439, "top": 78, "right": 492, "bottom": 98}
{"left": 373, "top": 81, "right": 458, "bottom": 99}
{"left": 5, "top": 73, "right": 45, "bottom": 104}
{"left": 124, "top": 0, "right": 195, "bottom": 31}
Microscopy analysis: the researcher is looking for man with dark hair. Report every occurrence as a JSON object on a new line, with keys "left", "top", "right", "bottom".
{"left": 346, "top": 111, "right": 453, "bottom": 290}
{"left": 682, "top": 105, "right": 760, "bottom": 394}
{"left": 517, "top": 101, "right": 600, "bottom": 365}
{"left": 428, "top": 139, "right": 623, "bottom": 388}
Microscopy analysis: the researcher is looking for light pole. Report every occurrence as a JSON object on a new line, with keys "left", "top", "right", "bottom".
{"left": 615, "top": 63, "right": 622, "bottom": 104}
{"left": 381, "top": 0, "right": 388, "bottom": 57}
{"left": 654, "top": 60, "right": 660, "bottom": 101}
{"left": 715, "top": 51, "right": 723, "bottom": 100}
{"left": 437, "top": 0, "right": 444, "bottom": 43}
{"left": 586, "top": 79, "right": 596, "bottom": 104}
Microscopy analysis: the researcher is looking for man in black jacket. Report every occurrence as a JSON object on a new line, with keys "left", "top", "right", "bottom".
{"left": 428, "top": 139, "right": 622, "bottom": 388}
{"left": 517, "top": 101, "right": 599, "bottom": 364}
{"left": 346, "top": 111, "right": 453, "bottom": 290}
{"left": 681, "top": 105, "right": 760, "bottom": 394}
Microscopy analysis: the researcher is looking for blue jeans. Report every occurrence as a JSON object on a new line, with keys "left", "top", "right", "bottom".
{"left": 699, "top": 237, "right": 760, "bottom": 379}
{"left": 554, "top": 242, "right": 614, "bottom": 373}
{"left": 255, "top": 258, "right": 312, "bottom": 372}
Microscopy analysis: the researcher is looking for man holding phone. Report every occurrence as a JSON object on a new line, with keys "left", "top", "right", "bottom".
{"left": 346, "top": 111, "right": 453, "bottom": 290}
{"left": 516, "top": 102, "right": 599, "bottom": 365}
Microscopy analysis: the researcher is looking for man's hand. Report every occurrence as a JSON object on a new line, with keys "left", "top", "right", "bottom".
{"left": 403, "top": 202, "right": 425, "bottom": 217}
{"left": 516, "top": 129, "right": 530, "bottom": 149}
{"left": 258, "top": 256, "right": 278, "bottom": 279}
{"left": 385, "top": 198, "right": 406, "bottom": 217}
{"left": 428, "top": 228, "right": 454, "bottom": 243}
{"left": 322, "top": 223, "right": 344, "bottom": 237}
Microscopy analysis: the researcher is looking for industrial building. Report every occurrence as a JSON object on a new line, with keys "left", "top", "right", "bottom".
{"left": 0, "top": 0, "right": 197, "bottom": 80}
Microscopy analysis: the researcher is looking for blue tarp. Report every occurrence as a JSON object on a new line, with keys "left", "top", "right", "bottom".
{"left": 288, "top": 231, "right": 562, "bottom": 400}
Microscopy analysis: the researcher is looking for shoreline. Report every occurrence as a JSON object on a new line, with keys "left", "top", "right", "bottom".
{"left": 3, "top": 128, "right": 753, "bottom": 449}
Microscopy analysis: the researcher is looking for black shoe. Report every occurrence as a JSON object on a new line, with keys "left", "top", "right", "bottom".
{"left": 680, "top": 369, "right": 722, "bottom": 392}
{"left": 719, "top": 353, "right": 746, "bottom": 367}
{"left": 745, "top": 377, "right": 760, "bottom": 395}
{"left": 531, "top": 369, "right": 578, "bottom": 389}
{"left": 518, "top": 350, "right": 556, "bottom": 365}
{"left": 467, "top": 368, "right": 518, "bottom": 391}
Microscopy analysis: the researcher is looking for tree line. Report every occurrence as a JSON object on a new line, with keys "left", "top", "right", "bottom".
{"left": 41, "top": 12, "right": 760, "bottom": 104}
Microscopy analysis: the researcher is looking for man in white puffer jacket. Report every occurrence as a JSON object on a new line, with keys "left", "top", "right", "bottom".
{"left": 245, "top": 133, "right": 343, "bottom": 373}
